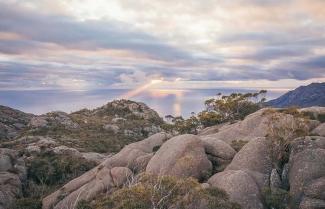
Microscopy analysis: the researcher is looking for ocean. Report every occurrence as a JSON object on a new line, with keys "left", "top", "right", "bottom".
{"left": 0, "top": 88, "right": 285, "bottom": 118}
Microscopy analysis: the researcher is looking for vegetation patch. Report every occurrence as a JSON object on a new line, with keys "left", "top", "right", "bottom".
{"left": 262, "top": 187, "right": 289, "bottom": 209}
{"left": 93, "top": 174, "right": 241, "bottom": 209}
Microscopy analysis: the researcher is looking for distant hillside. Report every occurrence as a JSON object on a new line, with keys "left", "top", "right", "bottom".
{"left": 267, "top": 82, "right": 325, "bottom": 108}
{"left": 0, "top": 100, "right": 163, "bottom": 153}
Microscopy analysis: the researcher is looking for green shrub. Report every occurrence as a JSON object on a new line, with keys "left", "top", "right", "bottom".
{"left": 28, "top": 153, "right": 96, "bottom": 185}
{"left": 197, "top": 111, "right": 223, "bottom": 127}
{"left": 13, "top": 198, "right": 42, "bottom": 209}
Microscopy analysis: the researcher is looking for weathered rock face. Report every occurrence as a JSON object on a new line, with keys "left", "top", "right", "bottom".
{"left": 209, "top": 170, "right": 264, "bottom": 209}
{"left": 288, "top": 136, "right": 325, "bottom": 209}
{"left": 29, "top": 111, "right": 80, "bottom": 130}
{"left": 43, "top": 166, "right": 132, "bottom": 209}
{"left": 312, "top": 123, "right": 325, "bottom": 137}
{"left": 208, "top": 137, "right": 272, "bottom": 209}
{"left": 108, "top": 100, "right": 161, "bottom": 121}
{"left": 0, "top": 148, "right": 26, "bottom": 209}
{"left": 146, "top": 134, "right": 212, "bottom": 180}
{"left": 225, "top": 137, "right": 272, "bottom": 175}
{"left": 105, "top": 132, "right": 171, "bottom": 171}
{"left": 198, "top": 123, "right": 229, "bottom": 136}
{"left": 198, "top": 108, "right": 318, "bottom": 145}
{"left": 0, "top": 105, "right": 33, "bottom": 140}
{"left": 200, "top": 135, "right": 236, "bottom": 172}
{"left": 42, "top": 132, "right": 170, "bottom": 209}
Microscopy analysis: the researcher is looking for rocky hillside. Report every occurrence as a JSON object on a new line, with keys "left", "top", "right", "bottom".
{"left": 267, "top": 82, "right": 325, "bottom": 107}
{"left": 0, "top": 105, "right": 34, "bottom": 140}
{"left": 37, "top": 107, "right": 324, "bottom": 209}
{"left": 0, "top": 100, "right": 164, "bottom": 209}
{"left": 1, "top": 100, "right": 163, "bottom": 153}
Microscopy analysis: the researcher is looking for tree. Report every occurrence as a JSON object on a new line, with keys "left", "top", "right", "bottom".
{"left": 198, "top": 90, "right": 267, "bottom": 127}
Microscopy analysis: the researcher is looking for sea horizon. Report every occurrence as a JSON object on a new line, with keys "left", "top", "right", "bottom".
{"left": 0, "top": 88, "right": 286, "bottom": 118}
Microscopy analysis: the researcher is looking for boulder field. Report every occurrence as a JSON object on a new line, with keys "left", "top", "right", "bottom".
{"left": 1, "top": 107, "right": 324, "bottom": 209}
{"left": 41, "top": 108, "right": 325, "bottom": 209}
{"left": 0, "top": 148, "right": 26, "bottom": 209}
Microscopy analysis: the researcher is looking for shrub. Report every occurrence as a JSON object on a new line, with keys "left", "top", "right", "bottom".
{"left": 94, "top": 174, "right": 241, "bottom": 209}
{"left": 13, "top": 198, "right": 42, "bottom": 209}
{"left": 77, "top": 200, "right": 94, "bottom": 209}
{"left": 262, "top": 187, "right": 289, "bottom": 209}
{"left": 28, "top": 153, "right": 96, "bottom": 185}
{"left": 197, "top": 111, "right": 223, "bottom": 127}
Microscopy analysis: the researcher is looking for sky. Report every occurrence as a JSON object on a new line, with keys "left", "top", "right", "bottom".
{"left": 1, "top": 0, "right": 325, "bottom": 92}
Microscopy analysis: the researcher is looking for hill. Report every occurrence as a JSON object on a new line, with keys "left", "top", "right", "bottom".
{"left": 267, "top": 82, "right": 325, "bottom": 107}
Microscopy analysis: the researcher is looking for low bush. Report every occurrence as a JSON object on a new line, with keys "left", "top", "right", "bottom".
{"left": 94, "top": 174, "right": 241, "bottom": 209}
{"left": 28, "top": 153, "right": 96, "bottom": 185}
{"left": 262, "top": 187, "right": 289, "bottom": 209}
{"left": 13, "top": 198, "right": 42, "bottom": 209}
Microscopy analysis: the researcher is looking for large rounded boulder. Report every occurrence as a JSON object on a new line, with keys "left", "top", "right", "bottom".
{"left": 312, "top": 123, "right": 325, "bottom": 137}
{"left": 288, "top": 136, "right": 325, "bottom": 208}
{"left": 208, "top": 170, "right": 264, "bottom": 209}
{"left": 208, "top": 137, "right": 273, "bottom": 209}
{"left": 146, "top": 134, "right": 212, "bottom": 180}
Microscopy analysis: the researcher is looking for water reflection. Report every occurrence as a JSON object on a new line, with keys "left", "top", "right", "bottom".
{"left": 0, "top": 88, "right": 285, "bottom": 118}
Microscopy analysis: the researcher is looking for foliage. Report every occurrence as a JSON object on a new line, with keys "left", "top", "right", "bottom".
{"left": 162, "top": 115, "right": 201, "bottom": 134}
{"left": 197, "top": 111, "right": 223, "bottom": 127}
{"left": 302, "top": 111, "right": 325, "bottom": 123}
{"left": 262, "top": 187, "right": 289, "bottom": 209}
{"left": 13, "top": 198, "right": 42, "bottom": 209}
{"left": 27, "top": 153, "right": 96, "bottom": 185}
{"left": 162, "top": 91, "right": 267, "bottom": 134}
{"left": 77, "top": 200, "right": 94, "bottom": 209}
{"left": 202, "top": 91, "right": 267, "bottom": 126}
{"left": 94, "top": 174, "right": 241, "bottom": 209}
{"left": 266, "top": 108, "right": 310, "bottom": 169}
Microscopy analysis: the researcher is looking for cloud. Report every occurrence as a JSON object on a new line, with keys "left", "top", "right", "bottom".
{"left": 0, "top": 0, "right": 324, "bottom": 91}
{"left": 0, "top": 2, "right": 191, "bottom": 61}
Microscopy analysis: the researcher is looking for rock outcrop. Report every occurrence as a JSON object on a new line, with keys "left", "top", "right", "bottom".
{"left": 288, "top": 136, "right": 325, "bottom": 208}
{"left": 208, "top": 137, "right": 272, "bottom": 209}
{"left": 198, "top": 108, "right": 318, "bottom": 145}
{"left": 0, "top": 148, "right": 26, "bottom": 209}
{"left": 0, "top": 105, "right": 33, "bottom": 140}
{"left": 200, "top": 135, "right": 236, "bottom": 172}
{"left": 312, "top": 123, "right": 325, "bottom": 137}
{"left": 42, "top": 132, "right": 170, "bottom": 209}
{"left": 29, "top": 111, "right": 79, "bottom": 130}
{"left": 146, "top": 134, "right": 212, "bottom": 180}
